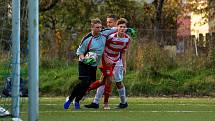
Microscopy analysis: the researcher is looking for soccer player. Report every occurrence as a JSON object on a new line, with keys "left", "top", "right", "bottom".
{"left": 63, "top": 18, "right": 115, "bottom": 110}
{"left": 84, "top": 15, "right": 130, "bottom": 109}
{"left": 85, "top": 18, "right": 131, "bottom": 109}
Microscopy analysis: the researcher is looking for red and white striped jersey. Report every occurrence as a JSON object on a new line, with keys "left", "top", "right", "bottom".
{"left": 103, "top": 32, "right": 130, "bottom": 65}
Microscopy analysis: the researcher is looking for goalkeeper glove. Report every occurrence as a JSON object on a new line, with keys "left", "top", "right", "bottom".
{"left": 82, "top": 58, "right": 96, "bottom": 65}
{"left": 127, "top": 28, "right": 136, "bottom": 38}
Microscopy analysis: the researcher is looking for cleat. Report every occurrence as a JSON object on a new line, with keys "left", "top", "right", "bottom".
{"left": 12, "top": 118, "right": 23, "bottom": 121}
{"left": 0, "top": 107, "right": 10, "bottom": 117}
{"left": 74, "top": 102, "right": 80, "bottom": 109}
{"left": 103, "top": 103, "right": 110, "bottom": 110}
{"left": 115, "top": 102, "right": 128, "bottom": 109}
{"left": 84, "top": 103, "right": 99, "bottom": 109}
{"left": 64, "top": 96, "right": 71, "bottom": 109}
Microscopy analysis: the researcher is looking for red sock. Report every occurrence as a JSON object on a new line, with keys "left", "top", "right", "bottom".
{"left": 104, "top": 84, "right": 112, "bottom": 104}
{"left": 87, "top": 80, "right": 102, "bottom": 92}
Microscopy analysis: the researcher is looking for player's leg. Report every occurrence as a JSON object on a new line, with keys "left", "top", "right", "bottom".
{"left": 64, "top": 83, "right": 82, "bottom": 109}
{"left": 92, "top": 66, "right": 106, "bottom": 102}
{"left": 93, "top": 84, "right": 105, "bottom": 104}
{"left": 73, "top": 63, "right": 97, "bottom": 109}
{"left": 84, "top": 84, "right": 105, "bottom": 109}
{"left": 114, "top": 66, "right": 128, "bottom": 109}
{"left": 64, "top": 62, "right": 94, "bottom": 109}
{"left": 84, "top": 74, "right": 105, "bottom": 109}
{"left": 75, "top": 65, "right": 97, "bottom": 107}
{"left": 73, "top": 80, "right": 91, "bottom": 109}
{"left": 115, "top": 82, "right": 128, "bottom": 108}
{"left": 86, "top": 66, "right": 105, "bottom": 92}
{"left": 87, "top": 79, "right": 103, "bottom": 92}
{"left": 103, "top": 76, "right": 112, "bottom": 109}
{"left": 103, "top": 65, "right": 114, "bottom": 109}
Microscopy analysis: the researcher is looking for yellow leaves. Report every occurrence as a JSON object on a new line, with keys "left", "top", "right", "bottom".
{"left": 55, "top": 31, "right": 62, "bottom": 40}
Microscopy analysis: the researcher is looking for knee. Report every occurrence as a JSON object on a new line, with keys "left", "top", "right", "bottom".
{"left": 116, "top": 82, "right": 124, "bottom": 89}
{"left": 104, "top": 84, "right": 112, "bottom": 95}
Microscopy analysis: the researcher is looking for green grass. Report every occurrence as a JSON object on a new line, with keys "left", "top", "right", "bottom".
{"left": 1, "top": 60, "right": 215, "bottom": 96}
{"left": 1, "top": 97, "right": 215, "bottom": 121}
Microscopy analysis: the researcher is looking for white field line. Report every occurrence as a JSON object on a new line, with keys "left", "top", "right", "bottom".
{"left": 20, "top": 110, "right": 215, "bottom": 114}
{"left": 39, "top": 103, "right": 215, "bottom": 106}
{"left": 40, "top": 97, "right": 215, "bottom": 100}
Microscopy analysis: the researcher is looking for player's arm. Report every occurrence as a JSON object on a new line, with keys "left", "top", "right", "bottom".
{"left": 101, "top": 28, "right": 117, "bottom": 36}
{"left": 77, "top": 37, "right": 97, "bottom": 65}
{"left": 121, "top": 51, "right": 127, "bottom": 75}
{"left": 76, "top": 32, "right": 92, "bottom": 56}
{"left": 77, "top": 44, "right": 94, "bottom": 65}
{"left": 122, "top": 37, "right": 132, "bottom": 75}
{"left": 76, "top": 40, "right": 88, "bottom": 57}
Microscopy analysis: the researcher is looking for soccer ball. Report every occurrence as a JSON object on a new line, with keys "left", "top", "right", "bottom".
{"left": 84, "top": 52, "right": 98, "bottom": 65}
{"left": 85, "top": 52, "right": 98, "bottom": 60}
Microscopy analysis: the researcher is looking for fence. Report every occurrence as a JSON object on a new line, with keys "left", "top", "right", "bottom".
{"left": 2, "top": 27, "right": 215, "bottom": 69}
{"left": 36, "top": 28, "right": 215, "bottom": 64}
{"left": 1, "top": 27, "right": 215, "bottom": 97}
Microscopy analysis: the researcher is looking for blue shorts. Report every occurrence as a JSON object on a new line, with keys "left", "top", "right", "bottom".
{"left": 113, "top": 66, "right": 124, "bottom": 82}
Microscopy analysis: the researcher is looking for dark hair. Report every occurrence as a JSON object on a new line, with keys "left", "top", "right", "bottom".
{"left": 107, "top": 14, "right": 118, "bottom": 20}
{"left": 116, "top": 18, "right": 128, "bottom": 25}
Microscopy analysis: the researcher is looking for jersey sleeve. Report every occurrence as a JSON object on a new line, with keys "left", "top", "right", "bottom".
{"left": 122, "top": 37, "right": 131, "bottom": 53}
{"left": 76, "top": 36, "right": 90, "bottom": 55}
{"left": 101, "top": 28, "right": 117, "bottom": 37}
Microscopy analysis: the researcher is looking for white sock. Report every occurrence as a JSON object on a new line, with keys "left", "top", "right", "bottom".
{"left": 118, "top": 87, "right": 127, "bottom": 104}
{"left": 93, "top": 85, "right": 105, "bottom": 104}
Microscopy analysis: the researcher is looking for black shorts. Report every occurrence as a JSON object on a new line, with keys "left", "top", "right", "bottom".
{"left": 78, "top": 61, "right": 97, "bottom": 84}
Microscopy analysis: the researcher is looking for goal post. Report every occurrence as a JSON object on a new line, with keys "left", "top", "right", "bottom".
{"left": 0, "top": 0, "right": 39, "bottom": 120}
{"left": 11, "top": 0, "right": 21, "bottom": 118}
{"left": 28, "top": 0, "right": 39, "bottom": 121}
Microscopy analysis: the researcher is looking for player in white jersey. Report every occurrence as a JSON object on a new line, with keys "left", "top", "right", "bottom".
{"left": 85, "top": 16, "right": 130, "bottom": 109}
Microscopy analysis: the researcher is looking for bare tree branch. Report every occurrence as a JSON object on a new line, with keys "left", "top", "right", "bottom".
{"left": 40, "top": 0, "right": 60, "bottom": 12}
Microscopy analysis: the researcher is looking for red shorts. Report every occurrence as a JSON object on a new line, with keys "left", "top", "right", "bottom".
{"left": 100, "top": 55, "right": 116, "bottom": 76}
{"left": 99, "top": 65, "right": 115, "bottom": 76}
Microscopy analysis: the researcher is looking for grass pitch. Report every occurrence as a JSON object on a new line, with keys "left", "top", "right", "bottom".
{"left": 1, "top": 97, "right": 215, "bottom": 121}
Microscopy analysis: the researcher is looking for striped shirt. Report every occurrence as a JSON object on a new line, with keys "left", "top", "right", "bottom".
{"left": 103, "top": 32, "right": 130, "bottom": 65}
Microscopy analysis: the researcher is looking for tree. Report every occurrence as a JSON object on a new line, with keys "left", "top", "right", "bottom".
{"left": 154, "top": 0, "right": 165, "bottom": 43}
{"left": 40, "top": 0, "right": 60, "bottom": 12}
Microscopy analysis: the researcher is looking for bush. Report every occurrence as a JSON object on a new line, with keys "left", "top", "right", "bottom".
{"left": 182, "top": 76, "right": 215, "bottom": 96}
{"left": 136, "top": 41, "right": 174, "bottom": 79}
{"left": 39, "top": 63, "right": 79, "bottom": 96}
